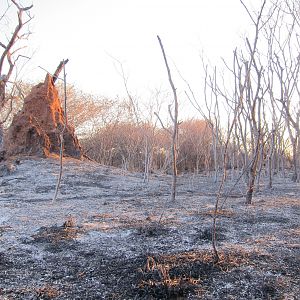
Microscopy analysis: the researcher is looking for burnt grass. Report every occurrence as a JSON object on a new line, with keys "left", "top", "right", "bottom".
{"left": 0, "top": 157, "right": 299, "bottom": 299}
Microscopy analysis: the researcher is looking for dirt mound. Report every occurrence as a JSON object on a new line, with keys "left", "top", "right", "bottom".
{"left": 5, "top": 74, "right": 82, "bottom": 158}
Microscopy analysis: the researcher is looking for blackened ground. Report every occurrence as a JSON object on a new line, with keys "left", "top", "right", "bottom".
{"left": 0, "top": 157, "right": 299, "bottom": 299}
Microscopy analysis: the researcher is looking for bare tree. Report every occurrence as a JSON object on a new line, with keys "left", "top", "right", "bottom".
{"left": 52, "top": 59, "right": 68, "bottom": 202}
{"left": 0, "top": 0, "right": 33, "bottom": 149}
{"left": 0, "top": 0, "right": 33, "bottom": 104}
{"left": 157, "top": 35, "right": 179, "bottom": 202}
{"left": 265, "top": 0, "right": 300, "bottom": 182}
{"left": 235, "top": 0, "right": 268, "bottom": 204}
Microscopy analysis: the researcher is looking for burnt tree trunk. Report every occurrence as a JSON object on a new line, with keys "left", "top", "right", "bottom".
{"left": 52, "top": 59, "right": 69, "bottom": 84}
{"left": 246, "top": 133, "right": 261, "bottom": 204}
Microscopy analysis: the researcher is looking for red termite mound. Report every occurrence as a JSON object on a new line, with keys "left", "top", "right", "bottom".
{"left": 5, "top": 74, "right": 82, "bottom": 158}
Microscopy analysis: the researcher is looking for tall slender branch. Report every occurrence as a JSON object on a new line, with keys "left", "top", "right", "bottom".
{"left": 157, "top": 35, "right": 179, "bottom": 202}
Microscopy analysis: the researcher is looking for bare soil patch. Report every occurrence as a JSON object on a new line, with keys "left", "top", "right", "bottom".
{"left": 0, "top": 157, "right": 299, "bottom": 299}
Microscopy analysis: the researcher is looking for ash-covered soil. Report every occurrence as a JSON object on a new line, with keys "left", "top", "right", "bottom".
{"left": 0, "top": 157, "right": 299, "bottom": 299}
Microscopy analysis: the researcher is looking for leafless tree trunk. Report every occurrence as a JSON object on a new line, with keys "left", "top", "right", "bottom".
{"left": 157, "top": 35, "right": 179, "bottom": 202}
{"left": 53, "top": 59, "right": 68, "bottom": 202}
{"left": 267, "top": 129, "right": 275, "bottom": 188}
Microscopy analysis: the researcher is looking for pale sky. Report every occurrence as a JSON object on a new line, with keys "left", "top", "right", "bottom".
{"left": 4, "top": 0, "right": 262, "bottom": 115}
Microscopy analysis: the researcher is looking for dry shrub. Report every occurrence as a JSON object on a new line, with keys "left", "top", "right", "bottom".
{"left": 137, "top": 222, "right": 169, "bottom": 237}
{"left": 195, "top": 226, "right": 227, "bottom": 242}
{"left": 32, "top": 216, "right": 80, "bottom": 243}
{"left": 137, "top": 249, "right": 252, "bottom": 298}
{"left": 201, "top": 209, "right": 235, "bottom": 218}
{"left": 35, "top": 285, "right": 60, "bottom": 299}
{"left": 81, "top": 119, "right": 213, "bottom": 173}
